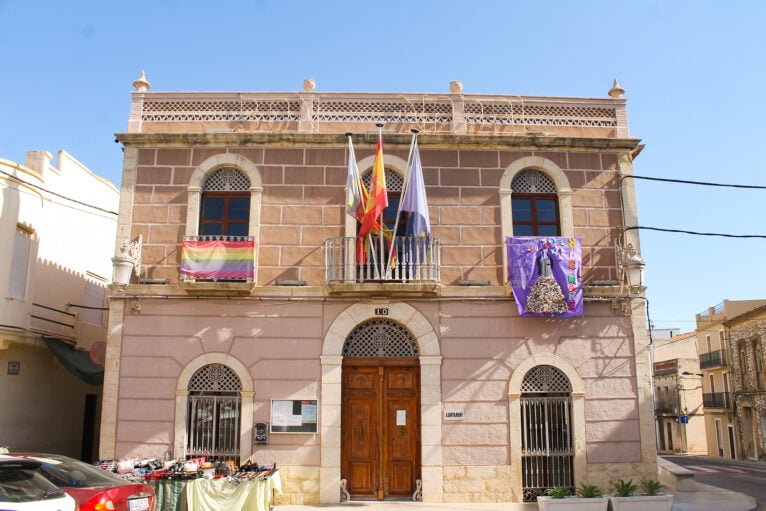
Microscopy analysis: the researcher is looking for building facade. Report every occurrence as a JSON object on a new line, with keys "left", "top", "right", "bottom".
{"left": 0, "top": 150, "right": 119, "bottom": 458}
{"left": 697, "top": 299, "right": 766, "bottom": 460}
{"left": 652, "top": 332, "right": 706, "bottom": 454}
{"left": 100, "top": 76, "right": 656, "bottom": 503}
{"left": 725, "top": 304, "right": 766, "bottom": 461}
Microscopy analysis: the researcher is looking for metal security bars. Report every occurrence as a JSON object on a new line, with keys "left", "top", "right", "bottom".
{"left": 186, "top": 396, "right": 241, "bottom": 461}
{"left": 521, "top": 396, "right": 574, "bottom": 501}
{"left": 324, "top": 236, "right": 440, "bottom": 283}
{"left": 700, "top": 349, "right": 728, "bottom": 369}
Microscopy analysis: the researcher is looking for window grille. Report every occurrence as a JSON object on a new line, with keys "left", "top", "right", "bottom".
{"left": 520, "top": 365, "right": 574, "bottom": 502}
{"left": 188, "top": 364, "right": 242, "bottom": 393}
{"left": 512, "top": 170, "right": 557, "bottom": 194}
{"left": 362, "top": 168, "right": 403, "bottom": 193}
{"left": 187, "top": 364, "right": 242, "bottom": 462}
{"left": 343, "top": 319, "right": 419, "bottom": 358}
{"left": 520, "top": 365, "right": 572, "bottom": 394}
{"left": 203, "top": 168, "right": 250, "bottom": 192}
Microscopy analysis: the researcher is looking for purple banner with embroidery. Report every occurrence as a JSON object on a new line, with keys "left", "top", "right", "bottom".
{"left": 506, "top": 236, "right": 583, "bottom": 317}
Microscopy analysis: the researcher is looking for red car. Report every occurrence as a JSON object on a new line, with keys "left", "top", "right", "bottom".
{"left": 10, "top": 454, "right": 155, "bottom": 511}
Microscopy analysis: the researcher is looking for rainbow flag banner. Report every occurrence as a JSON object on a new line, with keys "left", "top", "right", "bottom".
{"left": 180, "top": 239, "right": 255, "bottom": 280}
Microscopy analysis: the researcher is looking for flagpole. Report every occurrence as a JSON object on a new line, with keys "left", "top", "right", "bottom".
{"left": 348, "top": 132, "right": 379, "bottom": 279}
{"left": 376, "top": 123, "right": 385, "bottom": 279}
{"left": 386, "top": 128, "right": 419, "bottom": 278}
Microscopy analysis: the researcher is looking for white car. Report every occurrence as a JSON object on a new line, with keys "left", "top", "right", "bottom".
{"left": 0, "top": 455, "right": 77, "bottom": 510}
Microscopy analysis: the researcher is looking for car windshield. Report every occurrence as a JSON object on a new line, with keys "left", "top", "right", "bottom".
{"left": 0, "top": 467, "right": 66, "bottom": 503}
{"left": 31, "top": 455, "right": 126, "bottom": 489}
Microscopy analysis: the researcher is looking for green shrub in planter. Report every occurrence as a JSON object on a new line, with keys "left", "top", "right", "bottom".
{"left": 610, "top": 479, "right": 637, "bottom": 497}
{"left": 577, "top": 483, "right": 602, "bottom": 498}
{"left": 640, "top": 479, "right": 664, "bottom": 496}
{"left": 545, "top": 487, "right": 570, "bottom": 499}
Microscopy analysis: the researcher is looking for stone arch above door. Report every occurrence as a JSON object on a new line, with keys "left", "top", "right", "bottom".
{"left": 322, "top": 302, "right": 440, "bottom": 357}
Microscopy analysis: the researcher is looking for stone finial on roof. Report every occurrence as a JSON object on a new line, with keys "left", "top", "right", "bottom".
{"left": 303, "top": 78, "right": 316, "bottom": 92}
{"left": 608, "top": 78, "right": 625, "bottom": 98}
{"left": 450, "top": 80, "right": 463, "bottom": 94}
{"left": 132, "top": 71, "right": 151, "bottom": 92}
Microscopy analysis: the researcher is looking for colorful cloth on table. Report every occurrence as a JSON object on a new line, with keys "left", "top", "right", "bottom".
{"left": 149, "top": 479, "right": 187, "bottom": 511}
{"left": 185, "top": 471, "right": 281, "bottom": 511}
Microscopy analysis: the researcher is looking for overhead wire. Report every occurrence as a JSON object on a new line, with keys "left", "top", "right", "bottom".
{"left": 622, "top": 173, "right": 766, "bottom": 238}
{"left": 623, "top": 174, "right": 766, "bottom": 190}
{"left": 0, "top": 168, "right": 119, "bottom": 216}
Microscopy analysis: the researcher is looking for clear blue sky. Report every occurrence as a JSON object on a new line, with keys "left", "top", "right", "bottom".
{"left": 2, "top": 1, "right": 764, "bottom": 329}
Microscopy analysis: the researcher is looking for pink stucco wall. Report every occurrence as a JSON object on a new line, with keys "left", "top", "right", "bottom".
{"left": 113, "top": 299, "right": 641, "bottom": 465}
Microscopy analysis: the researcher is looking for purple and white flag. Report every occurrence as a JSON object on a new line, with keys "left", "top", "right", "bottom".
{"left": 401, "top": 139, "right": 430, "bottom": 237}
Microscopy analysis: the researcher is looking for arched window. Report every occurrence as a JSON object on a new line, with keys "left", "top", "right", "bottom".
{"left": 200, "top": 168, "right": 251, "bottom": 237}
{"left": 511, "top": 170, "right": 560, "bottom": 236}
{"left": 520, "top": 365, "right": 573, "bottom": 501}
{"left": 186, "top": 363, "right": 242, "bottom": 461}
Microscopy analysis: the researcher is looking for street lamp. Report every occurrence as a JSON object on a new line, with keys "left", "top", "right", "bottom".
{"left": 625, "top": 253, "right": 646, "bottom": 290}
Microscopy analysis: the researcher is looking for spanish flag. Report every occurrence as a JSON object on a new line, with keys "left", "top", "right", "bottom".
{"left": 358, "top": 135, "right": 388, "bottom": 237}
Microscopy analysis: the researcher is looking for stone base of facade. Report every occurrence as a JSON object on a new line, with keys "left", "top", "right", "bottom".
{"left": 584, "top": 461, "right": 657, "bottom": 491}
{"left": 443, "top": 465, "right": 515, "bottom": 503}
{"left": 274, "top": 466, "right": 320, "bottom": 505}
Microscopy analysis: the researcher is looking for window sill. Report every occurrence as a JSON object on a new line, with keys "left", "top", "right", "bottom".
{"left": 179, "top": 280, "right": 255, "bottom": 296}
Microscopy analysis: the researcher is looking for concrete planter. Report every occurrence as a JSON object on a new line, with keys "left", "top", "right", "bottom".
{"left": 537, "top": 496, "right": 609, "bottom": 511}
{"left": 112, "top": 256, "right": 134, "bottom": 285}
{"left": 608, "top": 494, "right": 673, "bottom": 511}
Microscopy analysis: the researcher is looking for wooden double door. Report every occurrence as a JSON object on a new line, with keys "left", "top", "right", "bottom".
{"left": 341, "top": 359, "right": 421, "bottom": 500}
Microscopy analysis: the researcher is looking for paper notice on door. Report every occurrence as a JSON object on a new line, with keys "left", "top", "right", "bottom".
{"left": 396, "top": 409, "right": 406, "bottom": 426}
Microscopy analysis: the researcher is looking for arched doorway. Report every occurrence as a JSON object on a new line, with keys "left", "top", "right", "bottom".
{"left": 186, "top": 363, "right": 242, "bottom": 463}
{"left": 341, "top": 319, "right": 421, "bottom": 500}
{"left": 520, "top": 365, "right": 574, "bottom": 502}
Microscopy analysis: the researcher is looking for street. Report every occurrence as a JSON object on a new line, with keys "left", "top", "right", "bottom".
{"left": 664, "top": 455, "right": 766, "bottom": 509}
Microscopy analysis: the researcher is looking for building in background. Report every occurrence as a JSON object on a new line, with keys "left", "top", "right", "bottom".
{"left": 100, "top": 75, "right": 656, "bottom": 504}
{"left": 652, "top": 332, "right": 706, "bottom": 454}
{"left": 696, "top": 299, "right": 766, "bottom": 460}
{"left": 725, "top": 304, "right": 766, "bottom": 461}
{"left": 0, "top": 151, "right": 119, "bottom": 459}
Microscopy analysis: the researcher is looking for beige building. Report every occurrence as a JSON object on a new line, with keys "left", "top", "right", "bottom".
{"left": 0, "top": 151, "right": 119, "bottom": 458}
{"left": 725, "top": 304, "right": 766, "bottom": 461}
{"left": 100, "top": 75, "right": 657, "bottom": 504}
{"left": 696, "top": 299, "right": 766, "bottom": 460}
{"left": 652, "top": 332, "right": 706, "bottom": 454}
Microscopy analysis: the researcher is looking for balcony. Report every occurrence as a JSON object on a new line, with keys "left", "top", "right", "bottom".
{"left": 179, "top": 236, "right": 256, "bottom": 295}
{"left": 703, "top": 392, "right": 732, "bottom": 409}
{"left": 654, "top": 400, "right": 679, "bottom": 415}
{"left": 323, "top": 236, "right": 440, "bottom": 296}
{"left": 700, "top": 349, "right": 728, "bottom": 369}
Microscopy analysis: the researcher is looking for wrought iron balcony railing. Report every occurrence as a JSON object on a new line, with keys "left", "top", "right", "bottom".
{"left": 700, "top": 349, "right": 728, "bottom": 369}
{"left": 654, "top": 400, "right": 679, "bottom": 415}
{"left": 180, "top": 235, "right": 256, "bottom": 282}
{"left": 324, "top": 235, "right": 440, "bottom": 284}
{"left": 703, "top": 392, "right": 732, "bottom": 409}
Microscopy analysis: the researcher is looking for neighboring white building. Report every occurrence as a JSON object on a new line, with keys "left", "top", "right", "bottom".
{"left": 0, "top": 150, "right": 119, "bottom": 459}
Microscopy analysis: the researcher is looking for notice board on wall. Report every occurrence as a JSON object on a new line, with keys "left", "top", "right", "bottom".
{"left": 270, "top": 399, "right": 318, "bottom": 433}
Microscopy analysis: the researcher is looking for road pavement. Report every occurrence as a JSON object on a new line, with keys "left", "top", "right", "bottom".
{"left": 664, "top": 454, "right": 766, "bottom": 509}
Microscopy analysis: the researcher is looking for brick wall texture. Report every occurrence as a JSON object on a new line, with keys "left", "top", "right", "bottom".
{"left": 131, "top": 146, "right": 622, "bottom": 285}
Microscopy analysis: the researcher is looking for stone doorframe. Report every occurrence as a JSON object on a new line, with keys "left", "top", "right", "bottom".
{"left": 507, "top": 354, "right": 586, "bottom": 501}
{"left": 173, "top": 352, "right": 255, "bottom": 463}
{"left": 320, "top": 302, "right": 443, "bottom": 503}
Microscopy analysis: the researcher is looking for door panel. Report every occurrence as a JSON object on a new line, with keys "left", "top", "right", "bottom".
{"left": 342, "top": 361, "right": 420, "bottom": 500}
